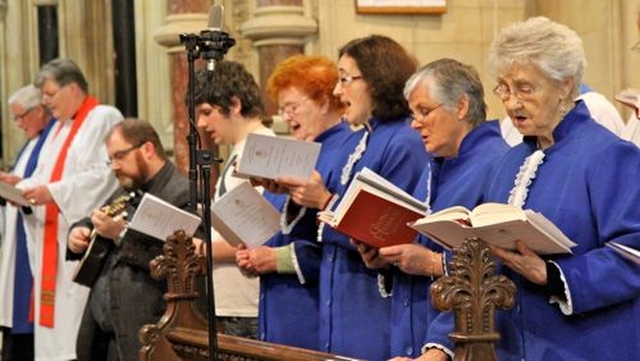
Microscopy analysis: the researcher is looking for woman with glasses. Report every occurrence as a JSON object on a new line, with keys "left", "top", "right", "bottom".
{"left": 311, "top": 35, "right": 428, "bottom": 360}
{"left": 356, "top": 58, "right": 509, "bottom": 360}
{"left": 235, "top": 54, "right": 359, "bottom": 349}
{"left": 422, "top": 17, "right": 640, "bottom": 361}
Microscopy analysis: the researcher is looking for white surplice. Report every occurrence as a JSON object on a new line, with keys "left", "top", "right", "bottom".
{"left": 0, "top": 138, "right": 39, "bottom": 329}
{"left": 19, "top": 105, "right": 122, "bottom": 361}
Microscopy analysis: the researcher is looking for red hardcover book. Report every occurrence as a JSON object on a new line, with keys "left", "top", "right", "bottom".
{"left": 318, "top": 168, "right": 427, "bottom": 248}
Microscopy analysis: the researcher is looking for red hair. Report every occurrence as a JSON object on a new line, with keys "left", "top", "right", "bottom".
{"left": 267, "top": 55, "right": 344, "bottom": 114}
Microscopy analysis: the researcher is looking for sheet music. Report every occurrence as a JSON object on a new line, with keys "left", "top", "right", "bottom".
{"left": 211, "top": 182, "right": 280, "bottom": 248}
{"left": 236, "top": 133, "right": 321, "bottom": 180}
{"left": 128, "top": 193, "right": 201, "bottom": 242}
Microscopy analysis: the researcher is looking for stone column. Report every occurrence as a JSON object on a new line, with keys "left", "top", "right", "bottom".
{"left": 153, "top": 0, "right": 210, "bottom": 175}
{"left": 240, "top": 0, "right": 317, "bottom": 115}
{"left": 32, "top": 0, "right": 59, "bottom": 65}
{"left": 112, "top": 0, "right": 137, "bottom": 117}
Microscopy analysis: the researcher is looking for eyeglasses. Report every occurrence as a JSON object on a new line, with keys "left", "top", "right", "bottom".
{"left": 13, "top": 107, "right": 35, "bottom": 121}
{"left": 106, "top": 144, "right": 142, "bottom": 166}
{"left": 493, "top": 82, "right": 538, "bottom": 101}
{"left": 338, "top": 74, "right": 363, "bottom": 86}
{"left": 411, "top": 104, "right": 443, "bottom": 124}
{"left": 41, "top": 84, "right": 68, "bottom": 102}
{"left": 277, "top": 98, "right": 308, "bottom": 117}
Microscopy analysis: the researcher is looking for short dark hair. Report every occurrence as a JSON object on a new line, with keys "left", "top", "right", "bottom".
{"left": 106, "top": 118, "right": 166, "bottom": 160}
{"left": 34, "top": 58, "right": 89, "bottom": 93}
{"left": 191, "top": 61, "right": 264, "bottom": 118}
{"left": 338, "top": 35, "right": 417, "bottom": 121}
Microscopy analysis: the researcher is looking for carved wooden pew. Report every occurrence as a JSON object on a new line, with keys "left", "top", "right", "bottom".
{"left": 430, "top": 238, "right": 516, "bottom": 361}
{"left": 139, "top": 230, "right": 359, "bottom": 361}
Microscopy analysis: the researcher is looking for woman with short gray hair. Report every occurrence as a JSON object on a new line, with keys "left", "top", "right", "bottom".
{"left": 422, "top": 16, "right": 640, "bottom": 361}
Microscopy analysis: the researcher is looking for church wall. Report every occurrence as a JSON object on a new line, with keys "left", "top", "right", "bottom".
{"left": 0, "top": 0, "right": 638, "bottom": 165}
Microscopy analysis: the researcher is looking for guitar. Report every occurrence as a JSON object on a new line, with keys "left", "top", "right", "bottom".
{"left": 72, "top": 192, "right": 138, "bottom": 287}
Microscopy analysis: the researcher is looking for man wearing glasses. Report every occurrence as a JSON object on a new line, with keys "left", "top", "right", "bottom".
{"left": 67, "top": 119, "right": 191, "bottom": 361}
{"left": 17, "top": 58, "right": 123, "bottom": 361}
{"left": 0, "top": 84, "right": 55, "bottom": 361}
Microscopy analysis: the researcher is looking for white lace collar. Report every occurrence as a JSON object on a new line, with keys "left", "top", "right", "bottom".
{"left": 340, "top": 130, "right": 369, "bottom": 186}
{"left": 507, "top": 149, "right": 545, "bottom": 208}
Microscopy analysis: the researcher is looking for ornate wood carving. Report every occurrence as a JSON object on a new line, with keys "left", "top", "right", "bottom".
{"left": 139, "top": 230, "right": 208, "bottom": 361}
{"left": 140, "top": 229, "right": 360, "bottom": 361}
{"left": 430, "top": 238, "right": 516, "bottom": 361}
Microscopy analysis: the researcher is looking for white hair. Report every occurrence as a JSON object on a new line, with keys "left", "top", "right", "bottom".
{"left": 487, "top": 16, "right": 586, "bottom": 96}
{"left": 8, "top": 84, "right": 42, "bottom": 109}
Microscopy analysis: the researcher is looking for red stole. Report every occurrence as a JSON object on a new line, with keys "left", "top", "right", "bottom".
{"left": 39, "top": 96, "right": 99, "bottom": 327}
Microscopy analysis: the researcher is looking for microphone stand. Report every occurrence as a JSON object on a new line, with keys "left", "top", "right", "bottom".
{"left": 180, "top": 25, "right": 234, "bottom": 361}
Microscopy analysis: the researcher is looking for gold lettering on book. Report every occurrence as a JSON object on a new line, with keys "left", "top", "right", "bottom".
{"left": 369, "top": 206, "right": 405, "bottom": 241}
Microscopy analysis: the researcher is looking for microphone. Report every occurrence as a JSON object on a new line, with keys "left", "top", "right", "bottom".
{"left": 205, "top": 4, "right": 224, "bottom": 71}
{"left": 198, "top": 3, "right": 235, "bottom": 71}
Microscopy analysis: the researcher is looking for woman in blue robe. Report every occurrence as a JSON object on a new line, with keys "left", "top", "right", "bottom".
{"left": 361, "top": 59, "right": 510, "bottom": 359}
{"left": 316, "top": 35, "right": 428, "bottom": 360}
{"left": 235, "top": 55, "right": 359, "bottom": 350}
{"left": 423, "top": 17, "right": 640, "bottom": 361}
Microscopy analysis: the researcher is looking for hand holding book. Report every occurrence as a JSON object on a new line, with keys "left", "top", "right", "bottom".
{"left": 318, "top": 167, "right": 428, "bottom": 248}
{"left": 410, "top": 203, "right": 576, "bottom": 255}
{"left": 277, "top": 171, "right": 332, "bottom": 210}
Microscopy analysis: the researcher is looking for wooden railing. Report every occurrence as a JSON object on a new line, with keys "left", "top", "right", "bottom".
{"left": 139, "top": 230, "right": 513, "bottom": 360}
{"left": 138, "top": 230, "right": 359, "bottom": 361}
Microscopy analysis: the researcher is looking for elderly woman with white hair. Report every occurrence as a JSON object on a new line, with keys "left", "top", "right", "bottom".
{"left": 421, "top": 16, "right": 640, "bottom": 361}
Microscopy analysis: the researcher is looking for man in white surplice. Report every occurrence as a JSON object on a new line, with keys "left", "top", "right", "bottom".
{"left": 0, "top": 84, "right": 55, "bottom": 361}
{"left": 17, "top": 59, "right": 123, "bottom": 361}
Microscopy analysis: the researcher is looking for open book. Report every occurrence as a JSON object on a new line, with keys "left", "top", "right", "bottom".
{"left": 128, "top": 193, "right": 201, "bottom": 242}
{"left": 410, "top": 203, "right": 576, "bottom": 255}
{"left": 318, "top": 167, "right": 428, "bottom": 248}
{"left": 606, "top": 241, "right": 640, "bottom": 264}
{"left": 211, "top": 182, "right": 280, "bottom": 248}
{"left": 235, "top": 133, "right": 322, "bottom": 180}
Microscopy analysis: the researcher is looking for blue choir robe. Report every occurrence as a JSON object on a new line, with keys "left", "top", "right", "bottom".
{"left": 318, "top": 118, "right": 428, "bottom": 360}
{"left": 389, "top": 121, "right": 509, "bottom": 358}
{"left": 258, "top": 122, "right": 357, "bottom": 350}
{"left": 426, "top": 101, "right": 640, "bottom": 361}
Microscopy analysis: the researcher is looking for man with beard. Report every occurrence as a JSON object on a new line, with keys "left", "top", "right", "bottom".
{"left": 67, "top": 119, "right": 191, "bottom": 361}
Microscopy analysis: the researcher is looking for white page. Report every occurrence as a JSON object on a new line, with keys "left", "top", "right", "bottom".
{"left": 355, "top": 167, "right": 427, "bottom": 212}
{"left": 211, "top": 182, "right": 280, "bottom": 248}
{"left": 236, "top": 133, "right": 321, "bottom": 180}
{"left": 128, "top": 193, "right": 201, "bottom": 242}
{"left": 0, "top": 181, "right": 30, "bottom": 206}
{"left": 606, "top": 242, "right": 640, "bottom": 264}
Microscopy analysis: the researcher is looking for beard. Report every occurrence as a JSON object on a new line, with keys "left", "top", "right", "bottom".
{"left": 115, "top": 153, "right": 150, "bottom": 191}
